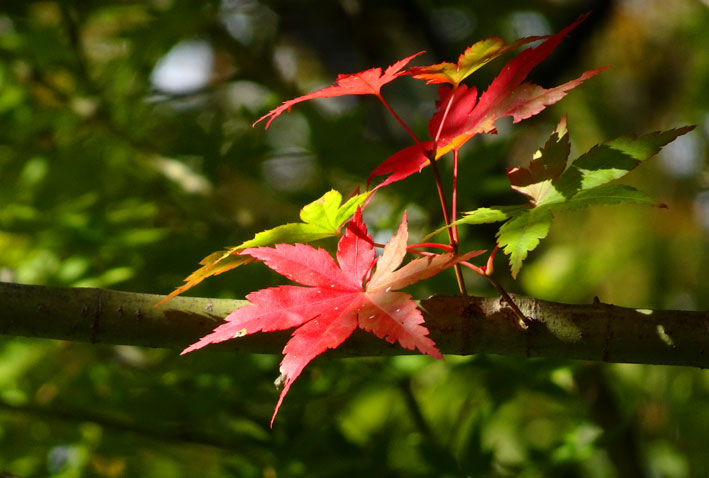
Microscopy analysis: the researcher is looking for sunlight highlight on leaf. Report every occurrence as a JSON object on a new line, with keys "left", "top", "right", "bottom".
{"left": 181, "top": 210, "right": 476, "bottom": 424}
{"left": 455, "top": 123, "right": 694, "bottom": 277}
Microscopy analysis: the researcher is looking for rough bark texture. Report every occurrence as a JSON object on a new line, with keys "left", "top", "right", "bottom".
{"left": 1, "top": 282, "right": 708, "bottom": 367}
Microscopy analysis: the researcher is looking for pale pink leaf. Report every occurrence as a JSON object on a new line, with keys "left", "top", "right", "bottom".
{"left": 371, "top": 250, "right": 484, "bottom": 292}
{"left": 368, "top": 211, "right": 409, "bottom": 289}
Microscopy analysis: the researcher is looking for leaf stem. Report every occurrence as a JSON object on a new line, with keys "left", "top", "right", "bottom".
{"left": 486, "top": 275, "right": 529, "bottom": 330}
{"left": 376, "top": 93, "right": 421, "bottom": 145}
{"left": 426, "top": 152, "right": 467, "bottom": 295}
{"left": 459, "top": 249, "right": 528, "bottom": 329}
{"left": 372, "top": 242, "right": 454, "bottom": 254}
{"left": 408, "top": 242, "right": 455, "bottom": 253}
{"left": 451, "top": 149, "right": 460, "bottom": 245}
{"left": 433, "top": 86, "right": 457, "bottom": 144}
{"left": 431, "top": 87, "right": 467, "bottom": 296}
{"left": 459, "top": 260, "right": 485, "bottom": 276}
{"left": 376, "top": 92, "right": 466, "bottom": 295}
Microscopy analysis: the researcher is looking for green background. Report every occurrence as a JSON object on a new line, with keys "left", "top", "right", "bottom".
{"left": 1, "top": 0, "right": 708, "bottom": 476}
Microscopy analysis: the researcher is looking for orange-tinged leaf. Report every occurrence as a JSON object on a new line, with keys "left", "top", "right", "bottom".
{"left": 372, "top": 249, "right": 484, "bottom": 292}
{"left": 158, "top": 190, "right": 370, "bottom": 305}
{"left": 157, "top": 252, "right": 254, "bottom": 306}
{"left": 368, "top": 211, "right": 409, "bottom": 287}
{"left": 409, "top": 35, "right": 543, "bottom": 86}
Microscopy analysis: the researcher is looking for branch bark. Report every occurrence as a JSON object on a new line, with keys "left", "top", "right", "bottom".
{"left": 1, "top": 282, "right": 708, "bottom": 368}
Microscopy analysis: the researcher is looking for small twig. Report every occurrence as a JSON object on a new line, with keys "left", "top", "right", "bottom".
{"left": 425, "top": 152, "right": 467, "bottom": 295}
{"left": 433, "top": 86, "right": 457, "bottom": 144}
{"left": 408, "top": 242, "right": 455, "bottom": 253}
{"left": 375, "top": 94, "right": 467, "bottom": 295}
{"left": 486, "top": 275, "right": 530, "bottom": 330}
{"left": 376, "top": 93, "right": 421, "bottom": 145}
{"left": 460, "top": 247, "right": 529, "bottom": 329}
{"left": 451, "top": 149, "right": 460, "bottom": 245}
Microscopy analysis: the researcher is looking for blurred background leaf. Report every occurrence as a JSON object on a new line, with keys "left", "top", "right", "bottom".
{"left": 0, "top": 0, "right": 707, "bottom": 476}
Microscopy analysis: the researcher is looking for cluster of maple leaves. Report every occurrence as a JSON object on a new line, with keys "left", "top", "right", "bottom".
{"left": 163, "top": 14, "right": 692, "bottom": 425}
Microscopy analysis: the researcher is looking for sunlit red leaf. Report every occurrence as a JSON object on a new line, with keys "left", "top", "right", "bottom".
{"left": 182, "top": 209, "right": 475, "bottom": 425}
{"left": 428, "top": 84, "right": 479, "bottom": 143}
{"left": 434, "top": 15, "right": 606, "bottom": 157}
{"left": 368, "top": 14, "right": 606, "bottom": 189}
{"left": 253, "top": 52, "right": 424, "bottom": 128}
{"left": 367, "top": 141, "right": 434, "bottom": 190}
{"left": 438, "top": 67, "right": 606, "bottom": 157}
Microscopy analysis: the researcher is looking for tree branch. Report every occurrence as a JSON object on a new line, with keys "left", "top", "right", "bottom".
{"left": 1, "top": 282, "right": 707, "bottom": 368}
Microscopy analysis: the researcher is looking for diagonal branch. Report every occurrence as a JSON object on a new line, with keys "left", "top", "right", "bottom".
{"left": 1, "top": 282, "right": 707, "bottom": 368}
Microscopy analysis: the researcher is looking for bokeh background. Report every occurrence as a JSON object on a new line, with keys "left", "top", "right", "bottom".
{"left": 1, "top": 0, "right": 708, "bottom": 476}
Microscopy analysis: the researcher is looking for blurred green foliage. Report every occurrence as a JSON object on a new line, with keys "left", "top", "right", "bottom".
{"left": 0, "top": 0, "right": 708, "bottom": 476}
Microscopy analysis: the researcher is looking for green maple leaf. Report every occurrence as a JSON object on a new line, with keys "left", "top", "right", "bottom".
{"left": 158, "top": 189, "right": 371, "bottom": 304}
{"left": 450, "top": 120, "right": 694, "bottom": 277}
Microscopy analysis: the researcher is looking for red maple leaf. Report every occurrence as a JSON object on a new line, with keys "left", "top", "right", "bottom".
{"left": 367, "top": 141, "right": 436, "bottom": 190}
{"left": 182, "top": 209, "right": 479, "bottom": 425}
{"left": 253, "top": 52, "right": 424, "bottom": 128}
{"left": 368, "top": 15, "right": 607, "bottom": 188}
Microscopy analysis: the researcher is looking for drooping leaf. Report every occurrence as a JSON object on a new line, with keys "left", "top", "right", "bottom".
{"left": 182, "top": 210, "right": 479, "bottom": 424}
{"left": 253, "top": 52, "right": 424, "bottom": 128}
{"left": 159, "top": 190, "right": 371, "bottom": 304}
{"left": 451, "top": 122, "right": 694, "bottom": 277}
{"left": 368, "top": 15, "right": 607, "bottom": 189}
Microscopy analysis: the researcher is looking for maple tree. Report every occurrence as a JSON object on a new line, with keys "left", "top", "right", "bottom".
{"left": 168, "top": 14, "right": 692, "bottom": 424}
